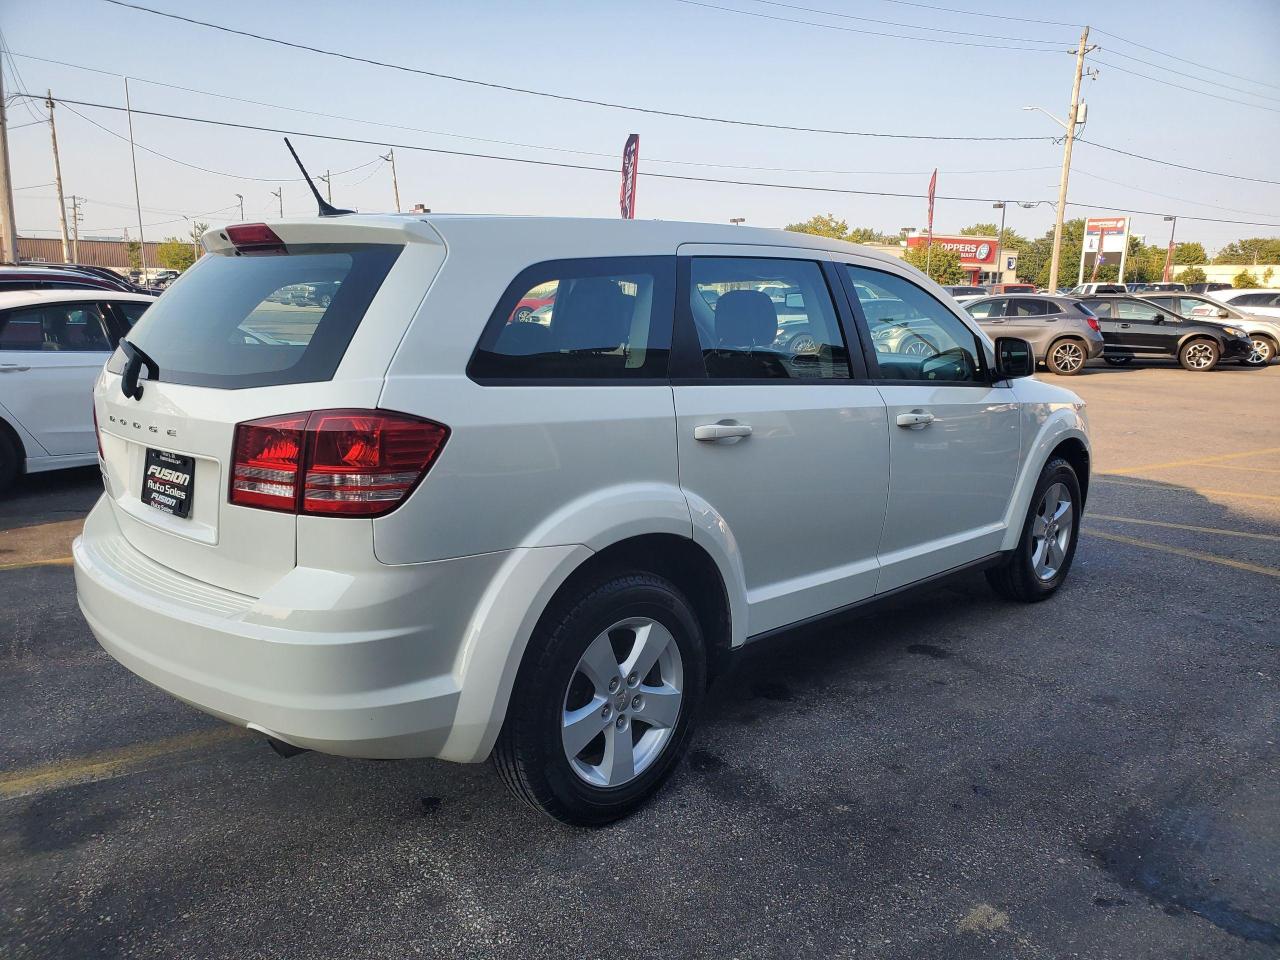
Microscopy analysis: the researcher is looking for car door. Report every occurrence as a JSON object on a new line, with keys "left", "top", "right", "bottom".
{"left": 671, "top": 247, "right": 889, "bottom": 637}
{"left": 838, "top": 262, "right": 1021, "bottom": 593}
{"left": 0, "top": 300, "right": 114, "bottom": 456}
{"left": 1115, "top": 298, "right": 1178, "bottom": 355}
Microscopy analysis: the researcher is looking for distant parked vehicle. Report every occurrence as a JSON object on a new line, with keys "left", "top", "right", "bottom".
{"left": 21, "top": 262, "right": 150, "bottom": 294}
{"left": 965, "top": 294, "right": 1104, "bottom": 375}
{"left": 1124, "top": 283, "right": 1150, "bottom": 293}
{"left": 1070, "top": 283, "right": 1127, "bottom": 296}
{"left": 1187, "top": 282, "right": 1232, "bottom": 295}
{"left": 1144, "top": 282, "right": 1187, "bottom": 292}
{"left": 986, "top": 283, "right": 1037, "bottom": 295}
{"left": 942, "top": 285, "right": 987, "bottom": 299}
{"left": 1080, "top": 295, "right": 1253, "bottom": 371}
{"left": 510, "top": 290, "right": 556, "bottom": 322}
{"left": 1139, "top": 291, "right": 1280, "bottom": 366}
{"left": 1209, "top": 288, "right": 1280, "bottom": 320}
{"left": 0, "top": 265, "right": 126, "bottom": 294}
{"left": 0, "top": 289, "right": 156, "bottom": 493}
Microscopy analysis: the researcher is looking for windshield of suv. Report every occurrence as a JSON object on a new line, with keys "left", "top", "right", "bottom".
{"left": 109, "top": 244, "right": 401, "bottom": 389}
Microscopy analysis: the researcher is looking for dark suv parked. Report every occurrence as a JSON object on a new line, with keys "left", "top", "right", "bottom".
{"left": 1080, "top": 296, "right": 1253, "bottom": 371}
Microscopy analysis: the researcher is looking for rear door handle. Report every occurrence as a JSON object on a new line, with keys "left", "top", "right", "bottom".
{"left": 0, "top": 363, "right": 31, "bottom": 372}
{"left": 896, "top": 411, "right": 935, "bottom": 429}
{"left": 1120, "top": 323, "right": 1131, "bottom": 328}
{"left": 694, "top": 421, "right": 753, "bottom": 441}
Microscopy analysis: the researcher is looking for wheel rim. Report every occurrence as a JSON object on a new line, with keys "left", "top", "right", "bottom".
{"left": 1248, "top": 338, "right": 1272, "bottom": 365}
{"left": 562, "top": 617, "right": 684, "bottom": 788}
{"left": 516, "top": 308, "right": 532, "bottom": 321}
{"left": 1030, "top": 482, "right": 1073, "bottom": 582}
{"left": 789, "top": 334, "right": 817, "bottom": 354}
{"left": 1052, "top": 341, "right": 1084, "bottom": 372}
{"left": 901, "top": 337, "right": 933, "bottom": 356}
{"left": 1185, "top": 342, "right": 1215, "bottom": 368}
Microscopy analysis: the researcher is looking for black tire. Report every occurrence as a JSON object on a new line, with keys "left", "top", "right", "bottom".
{"left": 514, "top": 307, "right": 534, "bottom": 322}
{"left": 1178, "top": 337, "right": 1219, "bottom": 372}
{"left": 0, "top": 428, "right": 18, "bottom": 497}
{"left": 494, "top": 571, "right": 706, "bottom": 826}
{"left": 986, "top": 456, "right": 1081, "bottom": 603}
{"left": 1045, "top": 337, "right": 1088, "bottom": 376}
{"left": 1103, "top": 355, "right": 1132, "bottom": 367}
{"left": 1241, "top": 335, "right": 1276, "bottom": 367}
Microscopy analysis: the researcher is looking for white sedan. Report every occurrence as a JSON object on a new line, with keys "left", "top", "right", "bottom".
{"left": 0, "top": 289, "right": 155, "bottom": 493}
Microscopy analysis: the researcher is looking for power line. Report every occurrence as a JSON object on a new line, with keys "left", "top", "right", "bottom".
{"left": 18, "top": 93, "right": 1280, "bottom": 227}
{"left": 5, "top": 118, "right": 47, "bottom": 131}
{"left": 1094, "top": 28, "right": 1280, "bottom": 94}
{"left": 12, "top": 51, "right": 1063, "bottom": 180}
{"left": 673, "top": 0, "right": 1067, "bottom": 51}
{"left": 1073, "top": 168, "right": 1279, "bottom": 218}
{"left": 745, "top": 0, "right": 1067, "bottom": 44}
{"left": 95, "top": 0, "right": 1051, "bottom": 142}
{"left": 1075, "top": 137, "right": 1280, "bottom": 187}
{"left": 1093, "top": 57, "right": 1280, "bottom": 115}
{"left": 1096, "top": 48, "right": 1280, "bottom": 105}
{"left": 860, "top": 0, "right": 1080, "bottom": 29}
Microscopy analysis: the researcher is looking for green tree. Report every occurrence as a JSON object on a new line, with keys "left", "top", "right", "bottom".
{"left": 156, "top": 236, "right": 196, "bottom": 272}
{"left": 959, "top": 221, "right": 1028, "bottom": 251}
{"left": 846, "top": 226, "right": 893, "bottom": 244}
{"left": 785, "top": 213, "right": 849, "bottom": 239}
{"left": 904, "top": 243, "right": 965, "bottom": 284}
{"left": 1264, "top": 267, "right": 1276, "bottom": 286}
{"left": 126, "top": 240, "right": 142, "bottom": 273}
{"left": 1214, "top": 238, "right": 1280, "bottom": 265}
{"left": 1233, "top": 269, "right": 1261, "bottom": 288}
{"left": 1018, "top": 219, "right": 1086, "bottom": 287}
{"left": 1175, "top": 266, "right": 1207, "bottom": 285}
{"left": 1173, "top": 242, "right": 1207, "bottom": 265}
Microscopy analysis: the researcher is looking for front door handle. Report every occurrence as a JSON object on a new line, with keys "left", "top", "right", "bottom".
{"left": 896, "top": 411, "right": 935, "bottom": 429}
{"left": 1120, "top": 323, "right": 1131, "bottom": 328}
{"left": 0, "top": 363, "right": 31, "bottom": 372}
{"left": 694, "top": 421, "right": 753, "bottom": 441}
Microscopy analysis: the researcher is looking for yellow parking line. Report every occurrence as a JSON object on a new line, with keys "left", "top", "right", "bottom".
{"left": 0, "top": 727, "right": 254, "bottom": 800}
{"left": 1105, "top": 445, "right": 1280, "bottom": 474}
{"left": 1201, "top": 463, "right": 1280, "bottom": 475}
{"left": 1088, "top": 514, "right": 1280, "bottom": 543}
{"left": 1084, "top": 528, "right": 1280, "bottom": 579}
{"left": 0, "top": 556, "right": 73, "bottom": 571}
{"left": 1094, "top": 476, "right": 1280, "bottom": 503}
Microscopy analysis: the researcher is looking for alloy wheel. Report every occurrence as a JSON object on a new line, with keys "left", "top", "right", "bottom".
{"left": 562, "top": 617, "right": 684, "bottom": 788}
{"left": 1185, "top": 342, "right": 1216, "bottom": 369}
{"left": 1030, "top": 482, "right": 1073, "bottom": 582}
{"left": 900, "top": 337, "right": 935, "bottom": 357}
{"left": 1051, "top": 341, "right": 1085, "bottom": 373}
{"left": 1248, "top": 338, "right": 1273, "bottom": 365}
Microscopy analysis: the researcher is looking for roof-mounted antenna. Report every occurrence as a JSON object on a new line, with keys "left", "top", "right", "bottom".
{"left": 284, "top": 137, "right": 353, "bottom": 217}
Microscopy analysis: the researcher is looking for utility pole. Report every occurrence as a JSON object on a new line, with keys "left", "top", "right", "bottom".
{"left": 318, "top": 170, "right": 332, "bottom": 203}
{"left": 0, "top": 64, "right": 20, "bottom": 264}
{"left": 1047, "top": 26, "right": 1091, "bottom": 293}
{"left": 992, "top": 201, "right": 1007, "bottom": 285}
{"left": 271, "top": 187, "right": 283, "bottom": 217}
{"left": 68, "top": 195, "right": 82, "bottom": 262}
{"left": 381, "top": 151, "right": 400, "bottom": 212}
{"left": 46, "top": 91, "right": 71, "bottom": 263}
{"left": 1162, "top": 215, "right": 1177, "bottom": 282}
{"left": 124, "top": 77, "right": 148, "bottom": 279}
{"left": 235, "top": 193, "right": 244, "bottom": 221}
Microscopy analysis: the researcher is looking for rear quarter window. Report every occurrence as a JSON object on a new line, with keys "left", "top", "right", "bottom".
{"left": 108, "top": 244, "right": 401, "bottom": 389}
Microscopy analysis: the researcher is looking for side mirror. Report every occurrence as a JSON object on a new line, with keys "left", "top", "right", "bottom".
{"left": 994, "top": 336, "right": 1035, "bottom": 379}
{"left": 1217, "top": 308, "right": 1230, "bottom": 319}
{"left": 1152, "top": 313, "right": 1164, "bottom": 324}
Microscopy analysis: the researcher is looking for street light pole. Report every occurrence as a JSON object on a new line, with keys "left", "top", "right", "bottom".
{"left": 1162, "top": 215, "right": 1177, "bottom": 282}
{"left": 381, "top": 150, "right": 400, "bottom": 212}
{"left": 46, "top": 91, "right": 70, "bottom": 263}
{"left": 992, "top": 202, "right": 1007, "bottom": 286}
{"left": 729, "top": 217, "right": 745, "bottom": 226}
{"left": 235, "top": 193, "right": 244, "bottom": 222}
{"left": 271, "top": 188, "right": 283, "bottom": 218}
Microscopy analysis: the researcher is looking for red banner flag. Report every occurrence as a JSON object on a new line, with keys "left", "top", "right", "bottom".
{"left": 620, "top": 134, "right": 640, "bottom": 220}
{"left": 927, "top": 168, "right": 937, "bottom": 236}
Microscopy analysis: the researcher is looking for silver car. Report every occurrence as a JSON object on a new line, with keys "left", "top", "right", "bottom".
{"left": 965, "top": 294, "right": 1106, "bottom": 376}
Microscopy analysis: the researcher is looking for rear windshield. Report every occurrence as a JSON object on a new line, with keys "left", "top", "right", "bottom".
{"left": 107, "top": 244, "right": 401, "bottom": 389}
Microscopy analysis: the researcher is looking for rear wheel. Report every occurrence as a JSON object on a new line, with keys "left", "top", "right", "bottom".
{"left": 1179, "top": 338, "right": 1219, "bottom": 371}
{"left": 0, "top": 429, "right": 17, "bottom": 496}
{"left": 987, "top": 456, "right": 1080, "bottom": 603}
{"left": 1103, "top": 355, "right": 1132, "bottom": 367}
{"left": 494, "top": 571, "right": 706, "bottom": 826}
{"left": 1046, "top": 338, "right": 1087, "bottom": 376}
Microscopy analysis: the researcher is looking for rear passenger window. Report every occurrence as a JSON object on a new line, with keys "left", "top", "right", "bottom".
{"left": 470, "top": 257, "right": 672, "bottom": 381}
{"left": 0, "top": 303, "right": 112, "bottom": 351}
{"left": 688, "top": 257, "right": 850, "bottom": 380}
{"left": 845, "top": 266, "right": 985, "bottom": 383}
{"left": 1008, "top": 299, "right": 1048, "bottom": 317}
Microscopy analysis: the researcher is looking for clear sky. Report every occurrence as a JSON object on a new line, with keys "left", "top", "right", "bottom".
{"left": 3, "top": 0, "right": 1278, "bottom": 254}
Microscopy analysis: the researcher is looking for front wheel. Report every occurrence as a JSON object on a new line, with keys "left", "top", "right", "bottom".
{"left": 986, "top": 456, "right": 1081, "bottom": 603}
{"left": 494, "top": 571, "right": 706, "bottom": 826}
{"left": 1046, "top": 338, "right": 1087, "bottom": 376}
{"left": 1179, "top": 338, "right": 1219, "bottom": 371}
{"left": 1242, "top": 335, "right": 1276, "bottom": 367}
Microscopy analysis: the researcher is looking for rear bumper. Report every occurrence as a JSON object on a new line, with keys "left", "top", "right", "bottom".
{"left": 73, "top": 497, "right": 513, "bottom": 760}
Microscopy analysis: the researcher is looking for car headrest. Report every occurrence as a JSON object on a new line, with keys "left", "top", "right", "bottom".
{"left": 554, "top": 278, "right": 630, "bottom": 353}
{"left": 715, "top": 290, "right": 777, "bottom": 349}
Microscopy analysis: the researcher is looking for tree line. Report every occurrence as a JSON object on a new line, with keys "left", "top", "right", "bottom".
{"left": 785, "top": 214, "right": 1280, "bottom": 287}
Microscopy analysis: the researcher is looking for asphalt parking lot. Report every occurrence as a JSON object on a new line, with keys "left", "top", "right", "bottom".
{"left": 2, "top": 359, "right": 1277, "bottom": 960}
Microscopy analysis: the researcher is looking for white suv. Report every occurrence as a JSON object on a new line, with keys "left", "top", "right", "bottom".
{"left": 74, "top": 216, "right": 1090, "bottom": 824}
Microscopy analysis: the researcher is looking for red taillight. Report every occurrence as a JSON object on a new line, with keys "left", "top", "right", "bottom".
{"left": 229, "top": 410, "right": 448, "bottom": 517}
{"left": 1086, "top": 316, "right": 1101, "bottom": 333}
{"left": 225, "top": 223, "right": 286, "bottom": 255}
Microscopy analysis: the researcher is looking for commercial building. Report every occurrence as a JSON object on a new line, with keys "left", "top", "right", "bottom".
{"left": 904, "top": 234, "right": 1018, "bottom": 285}
{"left": 15, "top": 236, "right": 197, "bottom": 276}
